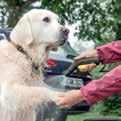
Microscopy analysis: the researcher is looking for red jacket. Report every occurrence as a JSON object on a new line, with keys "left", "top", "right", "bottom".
{"left": 80, "top": 41, "right": 121, "bottom": 105}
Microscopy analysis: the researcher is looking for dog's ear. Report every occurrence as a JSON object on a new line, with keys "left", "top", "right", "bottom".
{"left": 10, "top": 13, "right": 33, "bottom": 46}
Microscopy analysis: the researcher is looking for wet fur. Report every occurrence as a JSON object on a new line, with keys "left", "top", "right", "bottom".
{"left": 0, "top": 9, "right": 65, "bottom": 121}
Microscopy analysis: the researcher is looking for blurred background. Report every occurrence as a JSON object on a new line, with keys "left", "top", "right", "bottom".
{"left": 0, "top": 0, "right": 121, "bottom": 120}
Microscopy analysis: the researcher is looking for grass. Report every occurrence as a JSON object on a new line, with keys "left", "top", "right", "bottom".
{"left": 67, "top": 103, "right": 103, "bottom": 121}
{"left": 67, "top": 111, "right": 100, "bottom": 121}
{"left": 66, "top": 101, "right": 121, "bottom": 121}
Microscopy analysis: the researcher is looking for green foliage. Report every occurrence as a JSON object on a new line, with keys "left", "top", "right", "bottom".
{"left": 113, "top": 0, "right": 121, "bottom": 40}
{"left": 42, "top": 0, "right": 116, "bottom": 44}
{"left": 101, "top": 94, "right": 121, "bottom": 116}
{"left": 0, "top": 0, "right": 116, "bottom": 43}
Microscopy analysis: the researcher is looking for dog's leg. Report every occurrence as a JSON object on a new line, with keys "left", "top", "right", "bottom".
{"left": 1, "top": 83, "right": 57, "bottom": 110}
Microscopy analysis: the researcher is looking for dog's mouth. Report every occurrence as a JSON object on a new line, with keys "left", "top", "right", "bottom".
{"left": 42, "top": 45, "right": 57, "bottom": 67}
{"left": 43, "top": 40, "right": 65, "bottom": 67}
{"left": 45, "top": 45, "right": 58, "bottom": 56}
{"left": 42, "top": 36, "right": 68, "bottom": 68}
{"left": 58, "top": 40, "right": 67, "bottom": 46}
{"left": 45, "top": 38, "right": 67, "bottom": 52}
{"left": 58, "top": 34, "right": 68, "bottom": 46}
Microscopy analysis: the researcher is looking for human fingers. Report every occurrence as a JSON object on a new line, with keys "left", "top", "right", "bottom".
{"left": 74, "top": 54, "right": 86, "bottom": 60}
{"left": 88, "top": 63, "right": 97, "bottom": 71}
{"left": 78, "top": 63, "right": 96, "bottom": 72}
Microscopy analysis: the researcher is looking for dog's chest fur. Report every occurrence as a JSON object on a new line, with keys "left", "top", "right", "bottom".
{"left": 0, "top": 40, "right": 47, "bottom": 121}
{"left": 0, "top": 40, "right": 43, "bottom": 86}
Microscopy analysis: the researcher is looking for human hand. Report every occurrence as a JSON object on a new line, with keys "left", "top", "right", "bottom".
{"left": 77, "top": 63, "right": 97, "bottom": 72}
{"left": 74, "top": 50, "right": 98, "bottom": 72}
{"left": 56, "top": 90, "right": 85, "bottom": 108}
{"left": 74, "top": 50, "right": 98, "bottom": 60}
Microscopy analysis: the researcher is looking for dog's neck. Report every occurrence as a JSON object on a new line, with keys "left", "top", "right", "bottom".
{"left": 10, "top": 41, "right": 28, "bottom": 57}
{"left": 10, "top": 40, "right": 43, "bottom": 75}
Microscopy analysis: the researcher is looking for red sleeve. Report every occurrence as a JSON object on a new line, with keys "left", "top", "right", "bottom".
{"left": 97, "top": 41, "right": 121, "bottom": 64}
{"left": 80, "top": 65, "right": 121, "bottom": 105}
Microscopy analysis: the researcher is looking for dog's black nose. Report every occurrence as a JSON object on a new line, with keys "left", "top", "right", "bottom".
{"left": 61, "top": 27, "right": 70, "bottom": 36}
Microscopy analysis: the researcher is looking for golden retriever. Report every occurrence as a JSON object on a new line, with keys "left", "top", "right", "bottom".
{"left": 0, "top": 9, "right": 69, "bottom": 121}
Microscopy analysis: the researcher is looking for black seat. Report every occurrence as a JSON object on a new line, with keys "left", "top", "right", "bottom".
{"left": 0, "top": 28, "right": 12, "bottom": 40}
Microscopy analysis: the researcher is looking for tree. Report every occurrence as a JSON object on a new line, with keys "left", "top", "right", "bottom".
{"left": 42, "top": 0, "right": 116, "bottom": 45}
{"left": 113, "top": 0, "right": 121, "bottom": 40}
{"left": 0, "top": 0, "right": 116, "bottom": 45}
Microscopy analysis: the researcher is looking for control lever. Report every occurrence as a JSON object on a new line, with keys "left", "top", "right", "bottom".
{"left": 64, "top": 56, "right": 100, "bottom": 76}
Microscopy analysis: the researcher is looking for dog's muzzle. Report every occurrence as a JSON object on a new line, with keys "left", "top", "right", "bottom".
{"left": 59, "top": 27, "right": 70, "bottom": 45}
{"left": 61, "top": 27, "right": 70, "bottom": 37}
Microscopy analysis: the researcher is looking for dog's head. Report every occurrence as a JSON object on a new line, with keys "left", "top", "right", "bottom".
{"left": 10, "top": 9, "right": 69, "bottom": 66}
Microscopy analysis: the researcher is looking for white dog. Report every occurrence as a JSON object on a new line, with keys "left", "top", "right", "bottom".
{"left": 0, "top": 9, "right": 69, "bottom": 121}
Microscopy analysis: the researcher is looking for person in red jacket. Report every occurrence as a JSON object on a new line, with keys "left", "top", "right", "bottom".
{"left": 56, "top": 41, "right": 121, "bottom": 108}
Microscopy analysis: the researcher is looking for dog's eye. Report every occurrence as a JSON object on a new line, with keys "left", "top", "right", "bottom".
{"left": 43, "top": 17, "right": 50, "bottom": 23}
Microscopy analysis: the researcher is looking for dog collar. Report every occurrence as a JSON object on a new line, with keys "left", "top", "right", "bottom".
{"left": 10, "top": 40, "right": 41, "bottom": 74}
{"left": 10, "top": 41, "right": 28, "bottom": 57}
